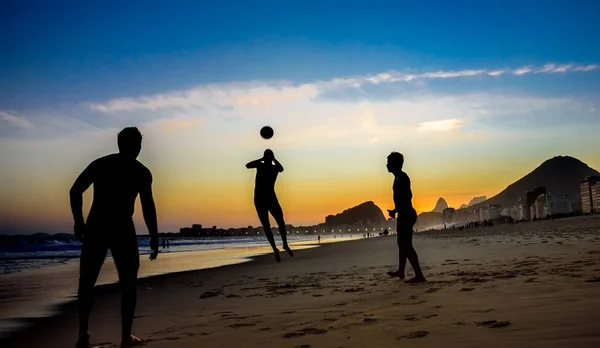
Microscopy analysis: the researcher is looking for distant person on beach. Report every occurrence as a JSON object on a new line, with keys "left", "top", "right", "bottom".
{"left": 318, "top": 235, "right": 321, "bottom": 243}
{"left": 70, "top": 127, "right": 159, "bottom": 348}
{"left": 385, "top": 152, "right": 426, "bottom": 283}
{"left": 246, "top": 149, "right": 293, "bottom": 262}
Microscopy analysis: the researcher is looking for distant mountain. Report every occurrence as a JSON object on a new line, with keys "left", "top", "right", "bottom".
{"left": 467, "top": 196, "right": 487, "bottom": 206}
{"left": 432, "top": 198, "right": 448, "bottom": 213}
{"left": 479, "top": 156, "right": 600, "bottom": 207}
{"left": 460, "top": 204, "right": 469, "bottom": 209}
{"left": 325, "top": 201, "right": 386, "bottom": 226}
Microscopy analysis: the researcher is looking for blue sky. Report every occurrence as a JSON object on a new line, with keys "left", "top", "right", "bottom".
{"left": 2, "top": 0, "right": 599, "bottom": 107}
{"left": 1, "top": 0, "right": 599, "bottom": 234}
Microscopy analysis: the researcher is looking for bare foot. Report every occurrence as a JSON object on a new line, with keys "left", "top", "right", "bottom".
{"left": 405, "top": 276, "right": 426, "bottom": 284}
{"left": 75, "top": 332, "right": 90, "bottom": 348}
{"left": 283, "top": 246, "right": 294, "bottom": 257}
{"left": 121, "top": 335, "right": 144, "bottom": 347}
{"left": 274, "top": 249, "right": 281, "bottom": 263}
{"left": 387, "top": 270, "right": 405, "bottom": 279}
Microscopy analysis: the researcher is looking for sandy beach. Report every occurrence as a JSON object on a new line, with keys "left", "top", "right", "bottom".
{"left": 3, "top": 215, "right": 600, "bottom": 348}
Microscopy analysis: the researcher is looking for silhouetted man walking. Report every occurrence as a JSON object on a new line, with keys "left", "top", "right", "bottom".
{"left": 246, "top": 149, "right": 293, "bottom": 262}
{"left": 70, "top": 127, "right": 159, "bottom": 348}
{"left": 385, "top": 152, "right": 426, "bottom": 283}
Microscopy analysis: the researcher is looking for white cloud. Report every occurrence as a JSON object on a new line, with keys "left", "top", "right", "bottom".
{"left": 575, "top": 65, "right": 598, "bottom": 72}
{"left": 488, "top": 70, "right": 506, "bottom": 77}
{"left": 89, "top": 62, "right": 598, "bottom": 114}
{"left": 418, "top": 119, "right": 464, "bottom": 132}
{"left": 513, "top": 67, "right": 533, "bottom": 75}
{"left": 0, "top": 111, "right": 33, "bottom": 128}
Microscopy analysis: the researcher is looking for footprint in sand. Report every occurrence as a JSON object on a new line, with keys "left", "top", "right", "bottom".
{"left": 584, "top": 277, "right": 600, "bottom": 282}
{"left": 397, "top": 331, "right": 429, "bottom": 339}
{"left": 228, "top": 323, "right": 257, "bottom": 328}
{"left": 344, "top": 287, "right": 364, "bottom": 293}
{"left": 284, "top": 328, "right": 328, "bottom": 338}
{"left": 363, "top": 318, "right": 378, "bottom": 323}
{"left": 472, "top": 309, "right": 495, "bottom": 313}
{"left": 200, "top": 290, "right": 222, "bottom": 299}
{"left": 425, "top": 287, "right": 440, "bottom": 293}
{"left": 460, "top": 287, "right": 475, "bottom": 292}
{"left": 476, "top": 320, "right": 510, "bottom": 328}
{"left": 295, "top": 345, "right": 311, "bottom": 348}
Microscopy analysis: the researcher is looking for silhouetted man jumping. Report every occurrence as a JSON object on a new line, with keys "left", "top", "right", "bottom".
{"left": 70, "top": 127, "right": 159, "bottom": 348}
{"left": 246, "top": 149, "right": 293, "bottom": 262}
{"left": 385, "top": 152, "right": 426, "bottom": 283}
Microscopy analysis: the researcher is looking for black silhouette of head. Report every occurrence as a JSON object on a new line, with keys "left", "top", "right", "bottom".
{"left": 118, "top": 127, "right": 143, "bottom": 159}
{"left": 387, "top": 151, "right": 404, "bottom": 173}
{"left": 263, "top": 149, "right": 274, "bottom": 162}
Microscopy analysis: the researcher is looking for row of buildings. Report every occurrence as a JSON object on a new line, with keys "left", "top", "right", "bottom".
{"left": 442, "top": 176, "right": 600, "bottom": 226}
{"left": 179, "top": 219, "right": 397, "bottom": 237}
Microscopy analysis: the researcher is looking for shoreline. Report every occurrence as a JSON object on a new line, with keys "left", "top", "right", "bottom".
{"left": 0, "top": 236, "right": 363, "bottom": 342}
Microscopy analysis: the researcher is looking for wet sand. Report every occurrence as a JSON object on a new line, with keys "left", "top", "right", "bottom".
{"left": 3, "top": 215, "right": 600, "bottom": 348}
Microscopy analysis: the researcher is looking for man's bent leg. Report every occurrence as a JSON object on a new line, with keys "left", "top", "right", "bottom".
{"left": 110, "top": 230, "right": 140, "bottom": 342}
{"left": 78, "top": 234, "right": 109, "bottom": 342}
{"left": 255, "top": 198, "right": 280, "bottom": 262}
{"left": 270, "top": 198, "right": 293, "bottom": 257}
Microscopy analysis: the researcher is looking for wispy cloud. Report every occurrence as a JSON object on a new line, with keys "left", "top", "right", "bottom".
{"left": 0, "top": 111, "right": 33, "bottom": 128}
{"left": 89, "top": 63, "right": 598, "bottom": 114}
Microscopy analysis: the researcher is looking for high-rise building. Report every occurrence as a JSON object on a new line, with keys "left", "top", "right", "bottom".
{"left": 545, "top": 191, "right": 573, "bottom": 215}
{"left": 592, "top": 182, "right": 600, "bottom": 212}
{"left": 580, "top": 176, "right": 600, "bottom": 213}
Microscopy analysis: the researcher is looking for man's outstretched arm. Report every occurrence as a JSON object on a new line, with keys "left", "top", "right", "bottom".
{"left": 273, "top": 158, "right": 284, "bottom": 172}
{"left": 69, "top": 163, "right": 96, "bottom": 226}
{"left": 246, "top": 159, "right": 262, "bottom": 169}
{"left": 140, "top": 171, "right": 159, "bottom": 259}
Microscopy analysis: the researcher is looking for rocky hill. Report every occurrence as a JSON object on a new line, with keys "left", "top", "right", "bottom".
{"left": 325, "top": 201, "right": 386, "bottom": 225}
{"left": 479, "top": 156, "right": 599, "bottom": 207}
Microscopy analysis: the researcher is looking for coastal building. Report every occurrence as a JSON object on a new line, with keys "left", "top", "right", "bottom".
{"left": 443, "top": 208, "right": 456, "bottom": 225}
{"left": 517, "top": 200, "right": 526, "bottom": 221}
{"left": 580, "top": 176, "right": 600, "bottom": 213}
{"left": 592, "top": 182, "right": 600, "bottom": 212}
{"left": 524, "top": 187, "right": 547, "bottom": 220}
{"left": 545, "top": 191, "right": 573, "bottom": 215}
{"left": 481, "top": 204, "right": 502, "bottom": 221}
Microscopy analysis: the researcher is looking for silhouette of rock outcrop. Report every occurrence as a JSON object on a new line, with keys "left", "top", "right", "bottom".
{"left": 467, "top": 196, "right": 487, "bottom": 207}
{"left": 479, "top": 156, "right": 600, "bottom": 207}
{"left": 431, "top": 198, "right": 448, "bottom": 213}
{"left": 325, "top": 201, "right": 386, "bottom": 225}
{"left": 460, "top": 204, "right": 469, "bottom": 209}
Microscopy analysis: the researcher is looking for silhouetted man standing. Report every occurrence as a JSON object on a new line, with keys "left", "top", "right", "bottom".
{"left": 386, "top": 152, "right": 426, "bottom": 283}
{"left": 70, "top": 127, "right": 159, "bottom": 348}
{"left": 246, "top": 149, "right": 293, "bottom": 262}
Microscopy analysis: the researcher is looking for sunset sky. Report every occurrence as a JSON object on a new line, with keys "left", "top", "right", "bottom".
{"left": 1, "top": 0, "right": 599, "bottom": 234}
